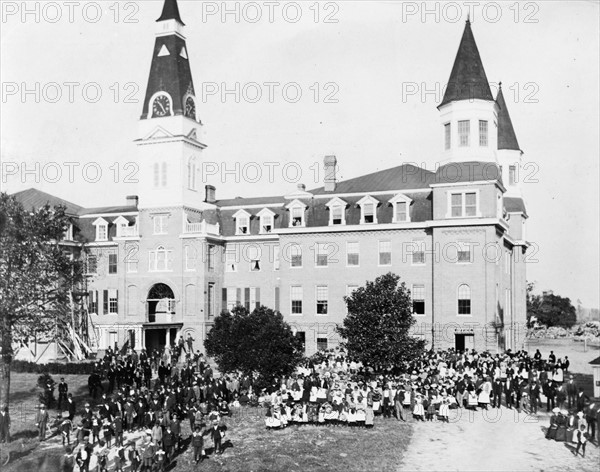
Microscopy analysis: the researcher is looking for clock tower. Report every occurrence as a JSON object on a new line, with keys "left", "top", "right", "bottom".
{"left": 136, "top": 0, "right": 207, "bottom": 210}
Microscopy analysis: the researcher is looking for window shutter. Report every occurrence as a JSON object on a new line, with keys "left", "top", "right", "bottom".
{"left": 222, "top": 288, "right": 227, "bottom": 312}
{"left": 236, "top": 288, "right": 242, "bottom": 306}
{"left": 88, "top": 290, "right": 93, "bottom": 312}
{"left": 275, "top": 287, "right": 280, "bottom": 312}
{"left": 255, "top": 287, "right": 260, "bottom": 310}
{"left": 103, "top": 290, "right": 108, "bottom": 315}
{"left": 244, "top": 288, "right": 250, "bottom": 311}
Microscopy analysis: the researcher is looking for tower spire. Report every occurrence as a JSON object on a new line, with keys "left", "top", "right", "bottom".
{"left": 496, "top": 86, "right": 521, "bottom": 152}
{"left": 439, "top": 20, "right": 493, "bottom": 107}
{"left": 157, "top": 0, "right": 185, "bottom": 25}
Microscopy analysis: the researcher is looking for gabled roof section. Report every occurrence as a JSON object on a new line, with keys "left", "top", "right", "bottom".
{"left": 156, "top": 0, "right": 185, "bottom": 25}
{"left": 310, "top": 164, "right": 434, "bottom": 195}
{"left": 496, "top": 86, "right": 521, "bottom": 152}
{"left": 12, "top": 188, "right": 82, "bottom": 216}
{"left": 439, "top": 20, "right": 493, "bottom": 108}
{"left": 504, "top": 196, "right": 528, "bottom": 217}
{"left": 79, "top": 206, "right": 138, "bottom": 216}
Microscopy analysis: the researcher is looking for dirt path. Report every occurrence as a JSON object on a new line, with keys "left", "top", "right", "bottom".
{"left": 399, "top": 407, "right": 598, "bottom": 472}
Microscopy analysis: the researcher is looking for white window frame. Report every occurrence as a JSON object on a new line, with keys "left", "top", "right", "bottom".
{"left": 108, "top": 253, "right": 118, "bottom": 275}
{"left": 289, "top": 243, "right": 302, "bottom": 268}
{"left": 357, "top": 195, "right": 379, "bottom": 224}
{"left": 411, "top": 241, "right": 426, "bottom": 266}
{"left": 444, "top": 122, "right": 451, "bottom": 150}
{"left": 225, "top": 246, "right": 238, "bottom": 272}
{"left": 290, "top": 285, "right": 303, "bottom": 315}
{"left": 233, "top": 209, "right": 251, "bottom": 235}
{"left": 315, "top": 243, "right": 329, "bottom": 268}
{"left": 248, "top": 245, "right": 261, "bottom": 272}
{"left": 457, "top": 242, "right": 472, "bottom": 264}
{"left": 412, "top": 284, "right": 426, "bottom": 316}
{"left": 479, "top": 120, "right": 488, "bottom": 147}
{"left": 185, "top": 245, "right": 197, "bottom": 271}
{"left": 458, "top": 120, "right": 470, "bottom": 147}
{"left": 447, "top": 190, "right": 480, "bottom": 218}
{"left": 153, "top": 214, "right": 168, "bottom": 235}
{"left": 457, "top": 284, "right": 472, "bottom": 316}
{"left": 286, "top": 199, "right": 307, "bottom": 228}
{"left": 149, "top": 245, "right": 173, "bottom": 272}
{"left": 273, "top": 246, "right": 280, "bottom": 271}
{"left": 325, "top": 197, "right": 347, "bottom": 226}
{"left": 389, "top": 194, "right": 412, "bottom": 223}
{"left": 93, "top": 217, "right": 109, "bottom": 242}
{"left": 257, "top": 208, "right": 276, "bottom": 234}
{"left": 346, "top": 241, "right": 359, "bottom": 267}
{"left": 316, "top": 285, "right": 329, "bottom": 315}
{"left": 378, "top": 240, "right": 392, "bottom": 266}
{"left": 64, "top": 223, "right": 74, "bottom": 241}
{"left": 108, "top": 289, "right": 118, "bottom": 315}
{"left": 113, "top": 216, "right": 129, "bottom": 238}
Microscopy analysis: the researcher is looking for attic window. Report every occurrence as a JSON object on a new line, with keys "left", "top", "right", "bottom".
{"left": 92, "top": 217, "right": 109, "bottom": 242}
{"left": 64, "top": 224, "right": 74, "bottom": 241}
{"left": 326, "top": 197, "right": 347, "bottom": 226}
{"left": 389, "top": 194, "right": 412, "bottom": 223}
{"left": 233, "top": 209, "right": 251, "bottom": 235}
{"left": 357, "top": 196, "right": 379, "bottom": 225}
{"left": 257, "top": 208, "right": 276, "bottom": 234}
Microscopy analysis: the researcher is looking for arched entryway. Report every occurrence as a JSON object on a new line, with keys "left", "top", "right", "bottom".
{"left": 144, "top": 283, "right": 181, "bottom": 353}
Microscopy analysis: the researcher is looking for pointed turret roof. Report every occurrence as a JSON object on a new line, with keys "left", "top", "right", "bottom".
{"left": 496, "top": 85, "right": 521, "bottom": 151}
{"left": 439, "top": 20, "right": 493, "bottom": 107}
{"left": 157, "top": 0, "right": 185, "bottom": 25}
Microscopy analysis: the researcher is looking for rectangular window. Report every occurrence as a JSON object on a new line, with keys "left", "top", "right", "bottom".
{"left": 332, "top": 205, "right": 343, "bottom": 225}
{"left": 149, "top": 247, "right": 172, "bottom": 272}
{"left": 412, "top": 285, "right": 425, "bottom": 315}
{"left": 290, "top": 244, "right": 302, "bottom": 268}
{"left": 109, "top": 289, "right": 118, "bottom": 314}
{"left": 395, "top": 201, "right": 407, "bottom": 222}
{"left": 450, "top": 192, "right": 477, "bottom": 217}
{"left": 317, "top": 337, "right": 328, "bottom": 351}
{"left": 316, "top": 286, "right": 328, "bottom": 315}
{"left": 412, "top": 250, "right": 425, "bottom": 265}
{"left": 261, "top": 215, "right": 273, "bottom": 233}
{"left": 248, "top": 246, "right": 261, "bottom": 271}
{"left": 346, "top": 285, "right": 358, "bottom": 314}
{"left": 458, "top": 299, "right": 471, "bottom": 315}
{"left": 207, "top": 244, "right": 215, "bottom": 271}
{"left": 379, "top": 240, "right": 391, "bottom": 266}
{"left": 509, "top": 165, "right": 516, "bottom": 186}
{"left": 347, "top": 242, "right": 359, "bottom": 267}
{"left": 465, "top": 192, "right": 477, "bottom": 216}
{"left": 291, "top": 286, "right": 303, "bottom": 315}
{"left": 479, "top": 120, "right": 488, "bottom": 146}
{"left": 208, "top": 283, "right": 215, "bottom": 318}
{"left": 458, "top": 120, "right": 470, "bottom": 147}
{"left": 444, "top": 123, "right": 451, "bottom": 150}
{"left": 87, "top": 255, "right": 98, "bottom": 274}
{"left": 291, "top": 207, "right": 304, "bottom": 227}
{"left": 236, "top": 216, "right": 249, "bottom": 235}
{"left": 363, "top": 203, "right": 375, "bottom": 223}
{"left": 457, "top": 244, "right": 471, "bottom": 263}
{"left": 108, "top": 253, "right": 118, "bottom": 274}
{"left": 226, "top": 288, "right": 237, "bottom": 312}
{"left": 153, "top": 215, "right": 167, "bottom": 235}
{"left": 315, "top": 243, "right": 328, "bottom": 267}
{"left": 97, "top": 224, "right": 107, "bottom": 241}
{"left": 88, "top": 290, "right": 98, "bottom": 314}
{"left": 225, "top": 248, "right": 237, "bottom": 272}
{"left": 296, "top": 331, "right": 306, "bottom": 351}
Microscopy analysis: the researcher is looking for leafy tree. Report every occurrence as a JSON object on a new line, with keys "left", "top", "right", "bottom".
{"left": 204, "top": 305, "right": 304, "bottom": 389}
{"left": 527, "top": 282, "right": 577, "bottom": 329}
{"left": 336, "top": 272, "right": 425, "bottom": 371}
{"left": 0, "top": 193, "right": 84, "bottom": 407}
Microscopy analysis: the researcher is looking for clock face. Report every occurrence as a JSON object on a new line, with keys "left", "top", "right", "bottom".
{"left": 184, "top": 96, "right": 196, "bottom": 120}
{"left": 152, "top": 95, "right": 171, "bottom": 118}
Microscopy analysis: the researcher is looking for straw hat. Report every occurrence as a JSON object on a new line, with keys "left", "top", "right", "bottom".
{"left": 552, "top": 407, "right": 560, "bottom": 413}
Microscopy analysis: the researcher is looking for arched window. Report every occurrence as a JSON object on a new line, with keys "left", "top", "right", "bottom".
{"left": 458, "top": 284, "right": 471, "bottom": 315}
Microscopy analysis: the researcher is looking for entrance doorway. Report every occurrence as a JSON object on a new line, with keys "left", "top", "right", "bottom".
{"left": 144, "top": 327, "right": 179, "bottom": 353}
{"left": 147, "top": 283, "right": 176, "bottom": 322}
{"left": 455, "top": 333, "right": 474, "bottom": 351}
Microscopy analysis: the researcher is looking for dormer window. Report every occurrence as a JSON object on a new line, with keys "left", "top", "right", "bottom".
{"left": 113, "top": 216, "right": 129, "bottom": 238}
{"left": 92, "top": 217, "right": 109, "bottom": 242}
{"left": 389, "top": 194, "right": 412, "bottom": 223}
{"left": 233, "top": 210, "right": 251, "bottom": 235}
{"left": 286, "top": 200, "right": 307, "bottom": 228}
{"left": 449, "top": 191, "right": 478, "bottom": 218}
{"left": 357, "top": 196, "right": 379, "bottom": 224}
{"left": 257, "top": 208, "right": 276, "bottom": 234}
{"left": 325, "top": 197, "right": 347, "bottom": 226}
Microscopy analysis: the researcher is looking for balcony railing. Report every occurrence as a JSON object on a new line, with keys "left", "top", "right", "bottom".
{"left": 184, "top": 220, "right": 220, "bottom": 235}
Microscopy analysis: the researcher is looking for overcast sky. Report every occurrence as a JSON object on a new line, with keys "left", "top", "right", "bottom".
{"left": 1, "top": 1, "right": 599, "bottom": 307}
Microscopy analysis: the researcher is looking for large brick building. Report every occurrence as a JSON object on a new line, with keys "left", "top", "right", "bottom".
{"left": 14, "top": 0, "right": 529, "bottom": 355}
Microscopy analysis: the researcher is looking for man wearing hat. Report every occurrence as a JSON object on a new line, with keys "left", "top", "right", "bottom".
{"left": 36, "top": 403, "right": 49, "bottom": 441}
{"left": 209, "top": 419, "right": 226, "bottom": 455}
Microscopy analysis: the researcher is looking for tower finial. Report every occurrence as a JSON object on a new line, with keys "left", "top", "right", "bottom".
{"left": 499, "top": 81, "right": 502, "bottom": 89}
{"left": 466, "top": 13, "right": 470, "bottom": 24}
{"left": 157, "top": 0, "right": 185, "bottom": 25}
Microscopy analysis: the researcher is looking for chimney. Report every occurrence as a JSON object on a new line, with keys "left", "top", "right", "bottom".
{"left": 126, "top": 195, "right": 139, "bottom": 208}
{"left": 324, "top": 155, "right": 337, "bottom": 192}
{"left": 205, "top": 185, "right": 216, "bottom": 204}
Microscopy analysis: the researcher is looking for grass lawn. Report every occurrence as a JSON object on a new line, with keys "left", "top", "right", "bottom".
{"left": 2, "top": 372, "right": 413, "bottom": 472}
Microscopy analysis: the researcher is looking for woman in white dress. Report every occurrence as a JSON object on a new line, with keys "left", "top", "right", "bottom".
{"left": 413, "top": 393, "right": 425, "bottom": 421}
{"left": 478, "top": 377, "right": 492, "bottom": 410}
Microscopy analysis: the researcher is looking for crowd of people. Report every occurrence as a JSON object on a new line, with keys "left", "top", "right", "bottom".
{"left": 0, "top": 339, "right": 597, "bottom": 470}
